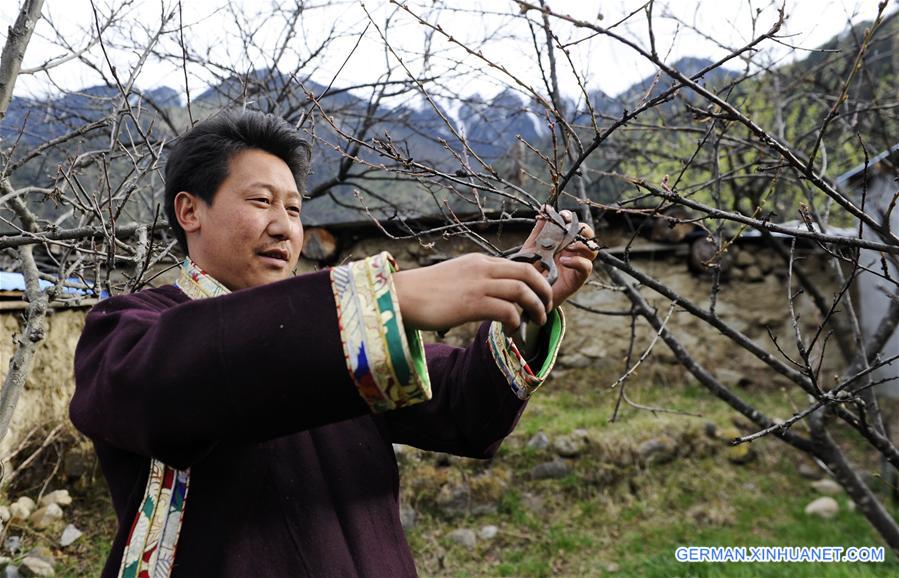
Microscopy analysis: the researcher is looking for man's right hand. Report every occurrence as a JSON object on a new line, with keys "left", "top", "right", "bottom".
{"left": 394, "top": 254, "right": 553, "bottom": 335}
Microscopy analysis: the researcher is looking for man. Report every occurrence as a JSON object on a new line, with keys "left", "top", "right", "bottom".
{"left": 71, "top": 110, "right": 596, "bottom": 577}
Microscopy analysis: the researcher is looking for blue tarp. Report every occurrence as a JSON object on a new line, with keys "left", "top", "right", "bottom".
{"left": 0, "top": 271, "right": 104, "bottom": 297}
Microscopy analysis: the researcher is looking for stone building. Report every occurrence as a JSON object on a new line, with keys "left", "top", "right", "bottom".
{"left": 837, "top": 143, "right": 899, "bottom": 397}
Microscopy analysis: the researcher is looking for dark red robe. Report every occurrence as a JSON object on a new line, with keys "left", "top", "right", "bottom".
{"left": 71, "top": 270, "right": 529, "bottom": 577}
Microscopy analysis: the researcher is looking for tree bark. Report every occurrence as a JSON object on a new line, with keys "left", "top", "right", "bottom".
{"left": 0, "top": 0, "right": 44, "bottom": 120}
{"left": 809, "top": 410, "right": 899, "bottom": 556}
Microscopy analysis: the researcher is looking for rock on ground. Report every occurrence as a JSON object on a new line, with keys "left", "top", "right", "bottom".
{"left": 810, "top": 479, "right": 842, "bottom": 495}
{"left": 526, "top": 431, "right": 549, "bottom": 450}
{"left": 9, "top": 498, "right": 35, "bottom": 521}
{"left": 59, "top": 525, "right": 83, "bottom": 548}
{"left": 553, "top": 435, "right": 586, "bottom": 458}
{"left": 529, "top": 459, "right": 571, "bottom": 480}
{"left": 399, "top": 505, "right": 416, "bottom": 531}
{"left": 446, "top": 528, "right": 477, "bottom": 549}
{"left": 558, "top": 353, "right": 592, "bottom": 369}
{"left": 435, "top": 482, "right": 471, "bottom": 517}
{"left": 478, "top": 525, "right": 498, "bottom": 540}
{"left": 38, "top": 491, "right": 71, "bottom": 509}
{"left": 29, "top": 504, "right": 63, "bottom": 530}
{"left": 12, "top": 498, "right": 34, "bottom": 511}
{"left": 638, "top": 436, "right": 677, "bottom": 465}
{"left": 4, "top": 536, "right": 22, "bottom": 555}
{"left": 24, "top": 547, "right": 53, "bottom": 566}
{"left": 18, "top": 557, "right": 54, "bottom": 578}
{"left": 726, "top": 442, "right": 756, "bottom": 465}
{"left": 804, "top": 497, "right": 839, "bottom": 519}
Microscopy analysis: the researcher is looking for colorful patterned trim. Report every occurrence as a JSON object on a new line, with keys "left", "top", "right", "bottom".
{"left": 330, "top": 251, "right": 432, "bottom": 413}
{"left": 488, "top": 308, "right": 565, "bottom": 400}
{"left": 174, "top": 257, "right": 230, "bottom": 299}
{"left": 117, "top": 258, "right": 226, "bottom": 578}
{"left": 118, "top": 445, "right": 190, "bottom": 578}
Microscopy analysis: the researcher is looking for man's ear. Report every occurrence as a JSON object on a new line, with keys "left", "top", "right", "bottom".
{"left": 174, "top": 191, "right": 202, "bottom": 234}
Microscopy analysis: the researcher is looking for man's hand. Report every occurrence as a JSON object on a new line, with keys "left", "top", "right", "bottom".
{"left": 520, "top": 208, "right": 598, "bottom": 306}
{"left": 394, "top": 254, "right": 553, "bottom": 335}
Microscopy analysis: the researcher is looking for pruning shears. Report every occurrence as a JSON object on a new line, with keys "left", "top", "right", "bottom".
{"left": 506, "top": 206, "right": 580, "bottom": 346}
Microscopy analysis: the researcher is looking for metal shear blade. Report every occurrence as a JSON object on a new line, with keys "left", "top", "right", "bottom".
{"left": 507, "top": 206, "right": 580, "bottom": 345}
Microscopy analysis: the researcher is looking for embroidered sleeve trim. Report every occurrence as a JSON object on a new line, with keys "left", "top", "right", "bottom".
{"left": 487, "top": 308, "right": 565, "bottom": 400}
{"left": 330, "top": 251, "right": 432, "bottom": 413}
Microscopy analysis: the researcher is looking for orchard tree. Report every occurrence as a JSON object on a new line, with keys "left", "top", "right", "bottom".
{"left": 2, "top": 0, "right": 899, "bottom": 553}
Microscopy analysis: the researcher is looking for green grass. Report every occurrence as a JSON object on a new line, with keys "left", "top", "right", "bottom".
{"left": 613, "top": 470, "right": 898, "bottom": 577}
{"left": 413, "top": 446, "right": 899, "bottom": 577}
{"left": 405, "top": 365, "right": 899, "bottom": 577}
{"left": 11, "top": 363, "right": 899, "bottom": 577}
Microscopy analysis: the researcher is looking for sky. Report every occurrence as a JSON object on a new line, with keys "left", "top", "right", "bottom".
{"left": 0, "top": 0, "right": 893, "bottom": 104}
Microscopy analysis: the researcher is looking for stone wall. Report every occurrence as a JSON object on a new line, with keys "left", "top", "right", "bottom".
{"left": 326, "top": 232, "right": 844, "bottom": 391}
{"left": 0, "top": 309, "right": 86, "bottom": 460}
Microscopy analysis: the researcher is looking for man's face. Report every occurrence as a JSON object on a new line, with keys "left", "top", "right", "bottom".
{"left": 183, "top": 148, "right": 304, "bottom": 291}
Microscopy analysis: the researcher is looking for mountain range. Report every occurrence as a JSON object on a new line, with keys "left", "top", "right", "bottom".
{"left": 2, "top": 10, "right": 895, "bottom": 228}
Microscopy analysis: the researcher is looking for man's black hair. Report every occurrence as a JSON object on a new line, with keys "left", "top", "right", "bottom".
{"left": 164, "top": 109, "right": 312, "bottom": 253}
